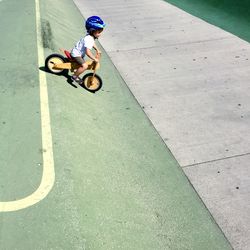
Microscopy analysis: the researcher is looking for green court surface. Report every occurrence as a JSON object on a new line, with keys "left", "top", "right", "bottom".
{"left": 165, "top": 0, "right": 250, "bottom": 42}
{"left": 0, "top": 0, "right": 232, "bottom": 249}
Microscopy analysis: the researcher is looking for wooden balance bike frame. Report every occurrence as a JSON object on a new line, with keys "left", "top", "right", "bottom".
{"left": 45, "top": 49, "right": 103, "bottom": 93}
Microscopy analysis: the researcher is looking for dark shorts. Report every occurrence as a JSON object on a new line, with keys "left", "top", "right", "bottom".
{"left": 72, "top": 56, "right": 85, "bottom": 65}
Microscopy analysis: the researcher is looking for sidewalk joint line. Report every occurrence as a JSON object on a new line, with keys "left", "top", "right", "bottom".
{"left": 182, "top": 152, "right": 250, "bottom": 168}
{"left": 107, "top": 36, "right": 232, "bottom": 54}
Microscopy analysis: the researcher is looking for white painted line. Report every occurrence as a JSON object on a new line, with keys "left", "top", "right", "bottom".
{"left": 0, "top": 0, "right": 55, "bottom": 212}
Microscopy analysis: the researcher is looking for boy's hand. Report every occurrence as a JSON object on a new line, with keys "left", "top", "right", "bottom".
{"left": 94, "top": 58, "right": 99, "bottom": 63}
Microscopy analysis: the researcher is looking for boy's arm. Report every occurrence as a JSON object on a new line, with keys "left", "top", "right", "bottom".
{"left": 93, "top": 43, "right": 101, "bottom": 55}
{"left": 85, "top": 48, "right": 99, "bottom": 62}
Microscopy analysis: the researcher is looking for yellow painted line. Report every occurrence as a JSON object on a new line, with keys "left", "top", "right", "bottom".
{"left": 0, "top": 0, "right": 55, "bottom": 212}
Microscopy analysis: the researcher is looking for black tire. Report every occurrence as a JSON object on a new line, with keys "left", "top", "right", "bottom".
{"left": 81, "top": 73, "right": 103, "bottom": 93}
{"left": 45, "top": 54, "right": 68, "bottom": 75}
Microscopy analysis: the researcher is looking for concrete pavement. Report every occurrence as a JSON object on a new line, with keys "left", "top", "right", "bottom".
{"left": 73, "top": 0, "right": 250, "bottom": 249}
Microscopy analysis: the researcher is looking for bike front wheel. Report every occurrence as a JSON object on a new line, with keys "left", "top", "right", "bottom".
{"left": 81, "top": 73, "right": 103, "bottom": 93}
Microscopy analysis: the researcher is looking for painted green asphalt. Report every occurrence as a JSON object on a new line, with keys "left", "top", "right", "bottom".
{"left": 0, "top": 0, "right": 232, "bottom": 249}
{"left": 0, "top": 0, "right": 43, "bottom": 202}
{"left": 165, "top": 0, "right": 250, "bottom": 42}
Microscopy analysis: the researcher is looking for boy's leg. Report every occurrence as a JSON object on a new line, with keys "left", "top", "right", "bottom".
{"left": 74, "top": 63, "right": 88, "bottom": 77}
{"left": 71, "top": 57, "right": 88, "bottom": 83}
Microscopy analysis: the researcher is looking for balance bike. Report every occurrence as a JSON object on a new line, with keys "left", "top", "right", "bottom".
{"left": 45, "top": 49, "right": 103, "bottom": 93}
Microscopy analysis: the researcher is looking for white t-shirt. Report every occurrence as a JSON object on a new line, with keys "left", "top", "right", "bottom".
{"left": 71, "top": 34, "right": 95, "bottom": 57}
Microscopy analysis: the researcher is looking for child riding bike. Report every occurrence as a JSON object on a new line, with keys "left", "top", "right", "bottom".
{"left": 70, "top": 16, "right": 106, "bottom": 83}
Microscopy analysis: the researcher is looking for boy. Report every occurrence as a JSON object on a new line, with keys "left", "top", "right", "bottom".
{"left": 70, "top": 16, "right": 106, "bottom": 83}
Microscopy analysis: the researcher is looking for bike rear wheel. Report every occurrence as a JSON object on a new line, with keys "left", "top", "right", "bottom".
{"left": 45, "top": 54, "right": 68, "bottom": 75}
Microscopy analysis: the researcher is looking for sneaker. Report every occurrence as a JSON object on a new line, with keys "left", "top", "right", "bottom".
{"left": 71, "top": 75, "right": 82, "bottom": 84}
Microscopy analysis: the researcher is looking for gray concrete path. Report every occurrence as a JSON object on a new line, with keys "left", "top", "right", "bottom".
{"left": 74, "top": 0, "right": 250, "bottom": 249}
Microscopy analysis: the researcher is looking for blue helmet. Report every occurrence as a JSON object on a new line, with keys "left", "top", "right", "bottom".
{"left": 85, "top": 16, "right": 106, "bottom": 32}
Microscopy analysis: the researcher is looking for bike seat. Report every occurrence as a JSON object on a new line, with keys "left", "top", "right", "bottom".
{"left": 64, "top": 50, "right": 73, "bottom": 60}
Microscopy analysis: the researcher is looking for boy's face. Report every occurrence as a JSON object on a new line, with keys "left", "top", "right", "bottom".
{"left": 93, "top": 29, "right": 103, "bottom": 38}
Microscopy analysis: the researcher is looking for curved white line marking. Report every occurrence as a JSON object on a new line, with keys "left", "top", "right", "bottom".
{"left": 0, "top": 0, "right": 55, "bottom": 212}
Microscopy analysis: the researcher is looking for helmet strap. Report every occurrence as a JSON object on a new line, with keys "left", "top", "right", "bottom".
{"left": 88, "top": 30, "right": 98, "bottom": 39}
